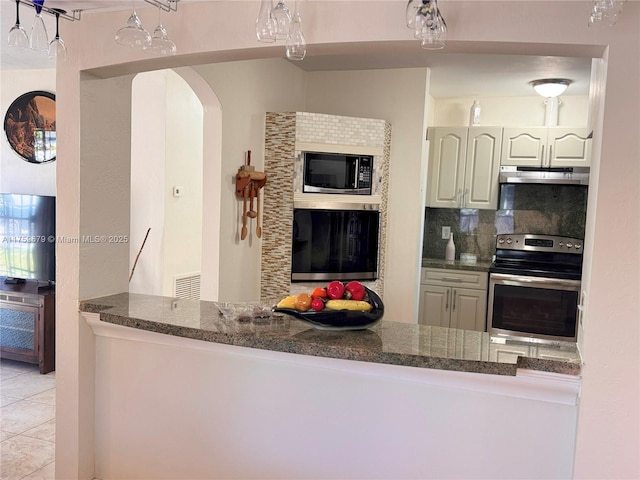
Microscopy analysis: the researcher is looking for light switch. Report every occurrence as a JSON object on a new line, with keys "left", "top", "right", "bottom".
{"left": 442, "top": 226, "right": 451, "bottom": 239}
{"left": 173, "top": 185, "right": 184, "bottom": 197}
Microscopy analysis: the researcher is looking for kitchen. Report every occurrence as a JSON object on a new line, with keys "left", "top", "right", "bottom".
{"left": 45, "top": 1, "right": 638, "bottom": 479}
{"left": 419, "top": 117, "right": 590, "bottom": 340}
{"left": 256, "top": 103, "right": 590, "bottom": 344}
{"left": 84, "top": 53, "right": 592, "bottom": 478}
{"left": 126, "top": 55, "right": 591, "bottom": 318}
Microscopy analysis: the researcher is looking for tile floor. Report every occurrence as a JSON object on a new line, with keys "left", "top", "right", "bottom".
{"left": 0, "top": 359, "right": 55, "bottom": 480}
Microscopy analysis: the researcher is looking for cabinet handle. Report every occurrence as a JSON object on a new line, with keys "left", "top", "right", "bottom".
{"left": 452, "top": 289, "right": 457, "bottom": 311}
{"left": 442, "top": 277, "right": 462, "bottom": 283}
{"left": 549, "top": 145, "right": 553, "bottom": 165}
{"left": 445, "top": 290, "right": 450, "bottom": 311}
{"left": 541, "top": 145, "right": 545, "bottom": 166}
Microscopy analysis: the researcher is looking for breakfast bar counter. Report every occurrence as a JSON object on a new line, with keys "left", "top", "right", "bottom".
{"left": 79, "top": 292, "right": 581, "bottom": 377}
{"left": 80, "top": 292, "right": 582, "bottom": 479}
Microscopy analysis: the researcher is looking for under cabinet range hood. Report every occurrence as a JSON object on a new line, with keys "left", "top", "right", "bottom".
{"left": 499, "top": 166, "right": 590, "bottom": 185}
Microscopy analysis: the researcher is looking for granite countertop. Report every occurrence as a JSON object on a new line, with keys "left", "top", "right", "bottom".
{"left": 79, "top": 293, "right": 581, "bottom": 377}
{"left": 422, "top": 258, "right": 492, "bottom": 272}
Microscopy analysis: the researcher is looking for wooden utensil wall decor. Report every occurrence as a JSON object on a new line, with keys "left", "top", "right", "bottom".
{"left": 236, "top": 151, "right": 267, "bottom": 240}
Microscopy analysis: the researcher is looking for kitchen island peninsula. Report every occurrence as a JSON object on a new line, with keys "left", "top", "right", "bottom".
{"left": 80, "top": 292, "right": 582, "bottom": 479}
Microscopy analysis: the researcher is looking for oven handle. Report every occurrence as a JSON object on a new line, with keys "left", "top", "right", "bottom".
{"left": 490, "top": 273, "right": 581, "bottom": 289}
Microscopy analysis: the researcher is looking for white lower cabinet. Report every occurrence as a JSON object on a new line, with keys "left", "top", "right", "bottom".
{"left": 418, "top": 268, "right": 488, "bottom": 332}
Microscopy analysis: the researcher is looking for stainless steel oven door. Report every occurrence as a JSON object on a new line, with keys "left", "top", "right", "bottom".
{"left": 488, "top": 273, "right": 581, "bottom": 342}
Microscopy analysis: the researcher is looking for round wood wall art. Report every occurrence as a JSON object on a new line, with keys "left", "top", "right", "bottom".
{"left": 4, "top": 91, "right": 56, "bottom": 164}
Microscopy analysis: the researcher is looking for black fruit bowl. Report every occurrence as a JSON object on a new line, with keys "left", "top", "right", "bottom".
{"left": 273, "top": 287, "right": 384, "bottom": 331}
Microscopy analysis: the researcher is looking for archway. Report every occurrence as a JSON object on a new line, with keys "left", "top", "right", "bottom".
{"left": 129, "top": 67, "right": 222, "bottom": 301}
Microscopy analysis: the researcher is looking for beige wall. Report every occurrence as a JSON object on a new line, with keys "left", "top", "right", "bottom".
{"left": 129, "top": 69, "right": 204, "bottom": 297}
{"left": 54, "top": 1, "right": 639, "bottom": 478}
{"left": 433, "top": 95, "right": 589, "bottom": 127}
{"left": 305, "top": 67, "right": 430, "bottom": 321}
{"left": 192, "top": 58, "right": 308, "bottom": 301}
{"left": 130, "top": 71, "right": 167, "bottom": 296}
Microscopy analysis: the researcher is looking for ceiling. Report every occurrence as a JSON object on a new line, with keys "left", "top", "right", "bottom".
{"left": 1, "top": 0, "right": 593, "bottom": 98}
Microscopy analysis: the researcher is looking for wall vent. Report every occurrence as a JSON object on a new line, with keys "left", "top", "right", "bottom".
{"left": 173, "top": 272, "right": 201, "bottom": 300}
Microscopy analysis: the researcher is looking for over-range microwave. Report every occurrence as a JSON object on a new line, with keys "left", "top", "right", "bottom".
{"left": 302, "top": 151, "right": 373, "bottom": 195}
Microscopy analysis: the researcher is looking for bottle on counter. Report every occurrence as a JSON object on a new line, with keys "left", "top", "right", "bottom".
{"left": 445, "top": 232, "right": 456, "bottom": 262}
{"left": 469, "top": 100, "right": 481, "bottom": 126}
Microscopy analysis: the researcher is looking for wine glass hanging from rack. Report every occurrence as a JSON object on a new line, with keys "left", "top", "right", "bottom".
{"left": 13, "top": 0, "right": 81, "bottom": 21}
{"left": 255, "top": 0, "right": 307, "bottom": 61}
{"left": 142, "top": 0, "right": 180, "bottom": 13}
{"left": 12, "top": 0, "right": 179, "bottom": 23}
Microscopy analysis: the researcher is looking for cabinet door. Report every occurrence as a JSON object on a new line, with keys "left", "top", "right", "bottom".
{"left": 547, "top": 127, "right": 591, "bottom": 167}
{"left": 449, "top": 287, "right": 487, "bottom": 332}
{"left": 463, "top": 127, "right": 502, "bottom": 210}
{"left": 427, "top": 128, "right": 467, "bottom": 208}
{"left": 489, "top": 343, "right": 531, "bottom": 363}
{"left": 0, "top": 302, "right": 38, "bottom": 360}
{"left": 422, "top": 268, "right": 489, "bottom": 291}
{"left": 418, "top": 284, "right": 450, "bottom": 327}
{"left": 500, "top": 128, "right": 546, "bottom": 167}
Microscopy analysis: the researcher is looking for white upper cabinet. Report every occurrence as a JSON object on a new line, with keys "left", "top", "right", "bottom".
{"left": 464, "top": 127, "right": 503, "bottom": 209}
{"left": 500, "top": 127, "right": 546, "bottom": 167}
{"left": 427, "top": 127, "right": 467, "bottom": 208}
{"left": 547, "top": 128, "right": 592, "bottom": 167}
{"left": 501, "top": 127, "right": 591, "bottom": 168}
{"left": 427, "top": 127, "right": 502, "bottom": 210}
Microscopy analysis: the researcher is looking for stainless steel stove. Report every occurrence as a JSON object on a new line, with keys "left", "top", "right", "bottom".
{"left": 488, "top": 234, "right": 584, "bottom": 342}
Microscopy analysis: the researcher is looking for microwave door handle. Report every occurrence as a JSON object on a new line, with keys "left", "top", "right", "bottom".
{"left": 354, "top": 157, "right": 360, "bottom": 189}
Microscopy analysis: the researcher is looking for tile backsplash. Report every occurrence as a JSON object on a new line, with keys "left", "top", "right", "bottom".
{"left": 295, "top": 112, "right": 386, "bottom": 147}
{"left": 423, "top": 184, "right": 589, "bottom": 261}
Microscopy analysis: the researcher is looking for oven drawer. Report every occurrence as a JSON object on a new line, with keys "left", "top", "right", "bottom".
{"left": 488, "top": 273, "right": 580, "bottom": 342}
{"left": 421, "top": 268, "right": 488, "bottom": 290}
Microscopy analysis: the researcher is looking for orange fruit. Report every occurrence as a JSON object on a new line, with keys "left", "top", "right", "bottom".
{"left": 294, "top": 293, "right": 312, "bottom": 311}
{"left": 311, "top": 287, "right": 328, "bottom": 299}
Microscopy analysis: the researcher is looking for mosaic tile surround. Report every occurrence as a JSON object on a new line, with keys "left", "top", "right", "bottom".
{"left": 261, "top": 112, "right": 391, "bottom": 300}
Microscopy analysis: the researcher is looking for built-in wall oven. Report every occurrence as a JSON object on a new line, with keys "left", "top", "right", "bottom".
{"left": 291, "top": 202, "right": 379, "bottom": 282}
{"left": 488, "top": 234, "right": 583, "bottom": 342}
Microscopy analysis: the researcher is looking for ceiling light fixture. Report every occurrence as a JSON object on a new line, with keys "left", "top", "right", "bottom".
{"left": 530, "top": 78, "right": 573, "bottom": 98}
{"left": 530, "top": 79, "right": 573, "bottom": 127}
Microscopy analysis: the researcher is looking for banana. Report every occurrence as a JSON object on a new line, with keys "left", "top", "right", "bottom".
{"left": 325, "top": 299, "right": 373, "bottom": 312}
{"left": 276, "top": 295, "right": 297, "bottom": 309}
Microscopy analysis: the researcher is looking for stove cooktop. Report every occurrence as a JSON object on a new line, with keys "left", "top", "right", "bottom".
{"left": 491, "top": 234, "right": 584, "bottom": 280}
